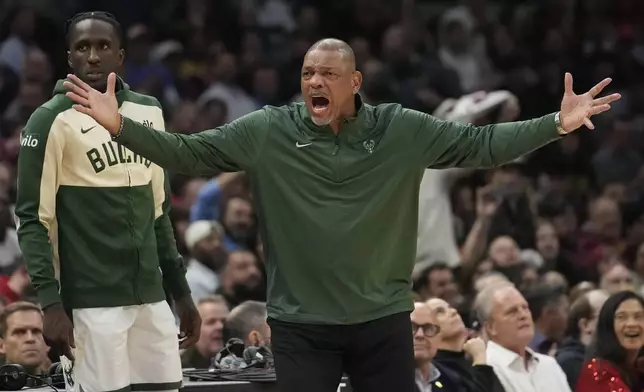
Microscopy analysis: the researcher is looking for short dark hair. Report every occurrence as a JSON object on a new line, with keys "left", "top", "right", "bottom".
{"left": 223, "top": 301, "right": 267, "bottom": 343}
{"left": 64, "top": 11, "right": 123, "bottom": 49}
{"left": 588, "top": 291, "right": 644, "bottom": 385}
{"left": 565, "top": 293, "right": 593, "bottom": 338}
{"left": 523, "top": 284, "right": 566, "bottom": 322}
{"left": 412, "top": 262, "right": 450, "bottom": 291}
{"left": 0, "top": 301, "right": 42, "bottom": 338}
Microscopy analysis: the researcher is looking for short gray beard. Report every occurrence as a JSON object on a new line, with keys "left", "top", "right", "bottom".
{"left": 311, "top": 114, "right": 334, "bottom": 126}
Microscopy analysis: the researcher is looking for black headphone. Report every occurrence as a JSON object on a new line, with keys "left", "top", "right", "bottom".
{"left": 212, "top": 338, "right": 273, "bottom": 370}
{"left": 0, "top": 362, "right": 64, "bottom": 391}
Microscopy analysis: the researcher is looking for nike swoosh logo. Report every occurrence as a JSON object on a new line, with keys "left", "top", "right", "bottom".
{"left": 80, "top": 126, "right": 96, "bottom": 134}
{"left": 296, "top": 142, "right": 312, "bottom": 148}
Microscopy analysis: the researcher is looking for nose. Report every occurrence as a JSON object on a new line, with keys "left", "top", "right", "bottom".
{"left": 309, "top": 73, "right": 324, "bottom": 88}
{"left": 24, "top": 331, "right": 36, "bottom": 343}
{"left": 87, "top": 48, "right": 100, "bottom": 64}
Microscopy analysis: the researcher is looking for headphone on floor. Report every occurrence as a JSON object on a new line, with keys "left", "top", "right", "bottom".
{"left": 0, "top": 362, "right": 64, "bottom": 391}
{"left": 212, "top": 338, "right": 273, "bottom": 371}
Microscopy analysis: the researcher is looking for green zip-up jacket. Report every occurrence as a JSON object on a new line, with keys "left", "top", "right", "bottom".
{"left": 114, "top": 95, "right": 559, "bottom": 324}
{"left": 15, "top": 77, "right": 190, "bottom": 310}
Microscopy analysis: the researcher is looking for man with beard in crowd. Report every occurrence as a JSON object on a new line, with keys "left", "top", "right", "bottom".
{"left": 216, "top": 250, "right": 265, "bottom": 309}
{"left": 220, "top": 195, "right": 257, "bottom": 252}
{"left": 184, "top": 220, "right": 229, "bottom": 302}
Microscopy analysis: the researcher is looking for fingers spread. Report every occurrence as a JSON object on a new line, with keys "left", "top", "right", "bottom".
{"left": 589, "top": 104, "right": 611, "bottom": 116}
{"left": 62, "top": 81, "right": 89, "bottom": 99}
{"left": 589, "top": 78, "right": 612, "bottom": 98}
{"left": 593, "top": 93, "right": 621, "bottom": 106}
{"left": 72, "top": 104, "right": 92, "bottom": 116}
{"left": 66, "top": 74, "right": 92, "bottom": 92}
{"left": 66, "top": 92, "right": 90, "bottom": 107}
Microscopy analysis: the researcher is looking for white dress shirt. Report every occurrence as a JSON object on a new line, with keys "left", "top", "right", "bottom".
{"left": 486, "top": 340, "right": 571, "bottom": 392}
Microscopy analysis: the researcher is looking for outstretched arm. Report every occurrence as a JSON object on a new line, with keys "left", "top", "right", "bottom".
{"left": 116, "top": 109, "right": 269, "bottom": 175}
{"left": 406, "top": 73, "right": 620, "bottom": 169}
{"left": 62, "top": 73, "right": 269, "bottom": 175}
{"left": 407, "top": 109, "right": 560, "bottom": 169}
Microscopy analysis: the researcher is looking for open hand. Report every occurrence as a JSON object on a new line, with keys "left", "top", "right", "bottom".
{"left": 63, "top": 73, "right": 121, "bottom": 134}
{"left": 559, "top": 73, "right": 621, "bottom": 132}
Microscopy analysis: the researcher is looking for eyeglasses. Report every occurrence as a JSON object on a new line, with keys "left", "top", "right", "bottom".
{"left": 412, "top": 322, "right": 440, "bottom": 337}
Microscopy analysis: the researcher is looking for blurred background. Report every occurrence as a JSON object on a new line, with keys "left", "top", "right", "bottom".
{"left": 1, "top": 0, "right": 644, "bottom": 371}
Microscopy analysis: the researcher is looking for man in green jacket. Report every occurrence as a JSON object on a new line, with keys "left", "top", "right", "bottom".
{"left": 16, "top": 12, "right": 200, "bottom": 392}
{"left": 63, "top": 38, "right": 620, "bottom": 392}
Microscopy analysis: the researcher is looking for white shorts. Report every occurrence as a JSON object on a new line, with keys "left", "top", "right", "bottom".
{"left": 71, "top": 301, "right": 182, "bottom": 392}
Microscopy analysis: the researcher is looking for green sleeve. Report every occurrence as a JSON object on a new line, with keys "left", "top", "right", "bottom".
{"left": 153, "top": 167, "right": 190, "bottom": 300}
{"left": 402, "top": 109, "right": 561, "bottom": 169}
{"left": 15, "top": 107, "right": 64, "bottom": 309}
{"left": 118, "top": 108, "right": 270, "bottom": 175}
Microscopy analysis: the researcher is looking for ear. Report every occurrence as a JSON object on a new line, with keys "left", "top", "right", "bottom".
{"left": 248, "top": 330, "right": 260, "bottom": 346}
{"left": 0, "top": 338, "right": 6, "bottom": 355}
{"left": 117, "top": 48, "right": 125, "bottom": 67}
{"left": 578, "top": 317, "right": 588, "bottom": 333}
{"left": 67, "top": 50, "right": 72, "bottom": 69}
{"left": 352, "top": 71, "right": 362, "bottom": 95}
{"left": 484, "top": 320, "right": 496, "bottom": 338}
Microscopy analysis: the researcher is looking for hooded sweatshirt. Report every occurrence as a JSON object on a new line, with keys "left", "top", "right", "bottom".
{"left": 15, "top": 76, "right": 190, "bottom": 310}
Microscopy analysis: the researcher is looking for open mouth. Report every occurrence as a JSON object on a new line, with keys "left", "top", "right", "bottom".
{"left": 624, "top": 331, "right": 641, "bottom": 339}
{"left": 311, "top": 96, "right": 330, "bottom": 113}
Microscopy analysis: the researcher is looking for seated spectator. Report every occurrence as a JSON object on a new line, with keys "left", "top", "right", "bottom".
{"left": 410, "top": 302, "right": 453, "bottom": 392}
{"left": 0, "top": 265, "right": 31, "bottom": 304}
{"left": 524, "top": 284, "right": 569, "bottom": 355}
{"left": 600, "top": 262, "right": 636, "bottom": 294}
{"left": 426, "top": 297, "right": 504, "bottom": 392}
{"left": 216, "top": 250, "right": 265, "bottom": 309}
{"left": 576, "top": 291, "right": 644, "bottom": 392}
{"left": 184, "top": 220, "right": 228, "bottom": 303}
{"left": 222, "top": 300, "right": 270, "bottom": 347}
{"left": 555, "top": 289, "right": 608, "bottom": 390}
{"left": 475, "top": 284, "right": 571, "bottom": 392}
{"left": 0, "top": 301, "right": 50, "bottom": 374}
{"left": 413, "top": 262, "right": 463, "bottom": 307}
{"left": 181, "top": 296, "right": 229, "bottom": 369}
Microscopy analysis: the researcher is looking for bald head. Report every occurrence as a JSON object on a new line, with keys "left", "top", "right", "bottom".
{"left": 307, "top": 38, "right": 356, "bottom": 71}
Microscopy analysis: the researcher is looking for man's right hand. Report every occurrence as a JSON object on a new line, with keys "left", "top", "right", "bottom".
{"left": 43, "top": 303, "right": 75, "bottom": 360}
{"left": 63, "top": 73, "right": 121, "bottom": 134}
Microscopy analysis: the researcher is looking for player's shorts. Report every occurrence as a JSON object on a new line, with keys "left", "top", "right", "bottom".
{"left": 71, "top": 301, "right": 182, "bottom": 392}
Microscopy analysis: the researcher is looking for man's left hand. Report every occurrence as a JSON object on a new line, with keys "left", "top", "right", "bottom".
{"left": 175, "top": 297, "right": 201, "bottom": 349}
{"left": 559, "top": 72, "right": 621, "bottom": 132}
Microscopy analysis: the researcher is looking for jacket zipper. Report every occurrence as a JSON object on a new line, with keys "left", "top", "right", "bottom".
{"left": 122, "top": 145, "right": 142, "bottom": 304}
{"left": 332, "top": 136, "right": 340, "bottom": 181}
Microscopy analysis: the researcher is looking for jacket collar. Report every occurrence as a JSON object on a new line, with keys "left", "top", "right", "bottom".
{"left": 298, "top": 94, "right": 374, "bottom": 143}
{"left": 488, "top": 340, "right": 539, "bottom": 368}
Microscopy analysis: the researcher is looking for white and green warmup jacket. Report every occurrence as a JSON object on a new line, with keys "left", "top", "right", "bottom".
{"left": 15, "top": 76, "right": 190, "bottom": 310}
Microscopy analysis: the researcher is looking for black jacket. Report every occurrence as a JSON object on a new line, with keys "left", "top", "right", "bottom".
{"left": 554, "top": 337, "right": 586, "bottom": 390}
{"left": 433, "top": 350, "right": 505, "bottom": 392}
